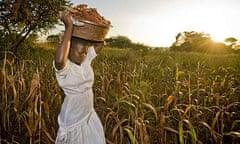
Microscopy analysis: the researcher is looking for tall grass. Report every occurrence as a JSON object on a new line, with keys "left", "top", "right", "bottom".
{"left": 0, "top": 47, "right": 240, "bottom": 143}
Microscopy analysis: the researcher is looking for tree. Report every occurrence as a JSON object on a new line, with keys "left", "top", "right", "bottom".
{"left": 0, "top": 0, "right": 70, "bottom": 53}
{"left": 170, "top": 31, "right": 230, "bottom": 54}
{"left": 225, "top": 37, "right": 237, "bottom": 43}
{"left": 105, "top": 35, "right": 132, "bottom": 48}
{"left": 47, "top": 34, "right": 61, "bottom": 48}
{"left": 172, "top": 31, "right": 211, "bottom": 51}
{"left": 105, "top": 35, "right": 151, "bottom": 49}
{"left": 224, "top": 37, "right": 238, "bottom": 49}
{"left": 172, "top": 32, "right": 185, "bottom": 47}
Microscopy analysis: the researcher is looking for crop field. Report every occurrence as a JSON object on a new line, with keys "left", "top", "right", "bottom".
{"left": 0, "top": 47, "right": 240, "bottom": 144}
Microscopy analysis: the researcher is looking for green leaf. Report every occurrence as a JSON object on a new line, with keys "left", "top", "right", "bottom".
{"left": 124, "top": 128, "right": 136, "bottom": 144}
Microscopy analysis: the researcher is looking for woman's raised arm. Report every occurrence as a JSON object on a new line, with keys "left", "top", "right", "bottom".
{"left": 54, "top": 12, "right": 73, "bottom": 70}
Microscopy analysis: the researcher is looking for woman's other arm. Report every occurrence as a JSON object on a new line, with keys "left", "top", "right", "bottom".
{"left": 93, "top": 41, "right": 105, "bottom": 54}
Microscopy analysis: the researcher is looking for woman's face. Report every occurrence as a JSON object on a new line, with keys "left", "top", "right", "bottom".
{"left": 69, "top": 38, "right": 90, "bottom": 65}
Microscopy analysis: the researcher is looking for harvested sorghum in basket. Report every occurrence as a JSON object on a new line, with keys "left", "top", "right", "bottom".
{"left": 67, "top": 4, "right": 111, "bottom": 26}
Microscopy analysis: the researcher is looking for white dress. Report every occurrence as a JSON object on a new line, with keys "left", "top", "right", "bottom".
{"left": 53, "top": 46, "right": 105, "bottom": 144}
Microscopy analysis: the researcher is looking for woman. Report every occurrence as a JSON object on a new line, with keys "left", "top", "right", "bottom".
{"left": 53, "top": 12, "right": 105, "bottom": 144}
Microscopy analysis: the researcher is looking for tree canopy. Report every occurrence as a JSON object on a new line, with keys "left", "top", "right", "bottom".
{"left": 105, "top": 35, "right": 150, "bottom": 49}
{"left": 47, "top": 34, "right": 61, "bottom": 48}
{"left": 0, "top": 0, "right": 70, "bottom": 53}
{"left": 170, "top": 31, "right": 233, "bottom": 54}
{"left": 105, "top": 35, "right": 132, "bottom": 48}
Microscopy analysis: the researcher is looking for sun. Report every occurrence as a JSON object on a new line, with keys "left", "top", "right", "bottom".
{"left": 194, "top": 18, "right": 230, "bottom": 43}
{"left": 185, "top": 0, "right": 230, "bottom": 42}
{"left": 190, "top": 3, "right": 230, "bottom": 43}
{"left": 208, "top": 29, "right": 228, "bottom": 43}
{"left": 203, "top": 16, "right": 230, "bottom": 43}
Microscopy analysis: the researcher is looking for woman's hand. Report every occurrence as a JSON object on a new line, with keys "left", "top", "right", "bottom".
{"left": 93, "top": 41, "right": 105, "bottom": 53}
{"left": 59, "top": 11, "right": 73, "bottom": 29}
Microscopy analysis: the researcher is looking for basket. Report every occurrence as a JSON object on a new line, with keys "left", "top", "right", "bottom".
{"left": 72, "top": 19, "right": 111, "bottom": 42}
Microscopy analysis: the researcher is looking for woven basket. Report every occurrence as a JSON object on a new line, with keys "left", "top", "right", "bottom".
{"left": 72, "top": 19, "right": 111, "bottom": 42}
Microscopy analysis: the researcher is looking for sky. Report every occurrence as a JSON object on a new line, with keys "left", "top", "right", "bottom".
{"left": 65, "top": 0, "right": 240, "bottom": 47}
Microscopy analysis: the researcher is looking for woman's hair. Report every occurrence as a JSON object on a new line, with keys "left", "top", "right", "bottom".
{"left": 71, "top": 36, "right": 103, "bottom": 45}
{"left": 71, "top": 37, "right": 90, "bottom": 45}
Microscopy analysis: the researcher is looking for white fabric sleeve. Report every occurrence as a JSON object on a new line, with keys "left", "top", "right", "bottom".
{"left": 52, "top": 60, "right": 68, "bottom": 80}
{"left": 87, "top": 46, "right": 97, "bottom": 62}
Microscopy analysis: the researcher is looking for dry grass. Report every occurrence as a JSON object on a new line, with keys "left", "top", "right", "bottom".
{"left": 0, "top": 48, "right": 240, "bottom": 144}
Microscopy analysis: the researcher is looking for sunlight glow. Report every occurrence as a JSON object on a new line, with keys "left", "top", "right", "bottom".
{"left": 69, "top": 0, "right": 240, "bottom": 47}
{"left": 191, "top": 2, "right": 230, "bottom": 43}
{"left": 119, "top": 0, "right": 237, "bottom": 47}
